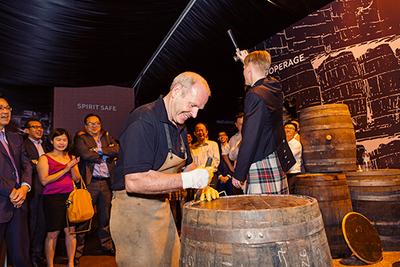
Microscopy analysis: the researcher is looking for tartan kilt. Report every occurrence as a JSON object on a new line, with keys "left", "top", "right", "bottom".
{"left": 246, "top": 151, "right": 289, "bottom": 194}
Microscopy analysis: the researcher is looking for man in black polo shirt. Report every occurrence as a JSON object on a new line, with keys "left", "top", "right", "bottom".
{"left": 111, "top": 71, "right": 211, "bottom": 267}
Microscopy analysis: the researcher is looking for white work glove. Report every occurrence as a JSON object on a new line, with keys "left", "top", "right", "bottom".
{"left": 181, "top": 168, "right": 209, "bottom": 189}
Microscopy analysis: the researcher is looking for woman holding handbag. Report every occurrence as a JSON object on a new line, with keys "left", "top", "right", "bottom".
{"left": 37, "top": 128, "right": 81, "bottom": 267}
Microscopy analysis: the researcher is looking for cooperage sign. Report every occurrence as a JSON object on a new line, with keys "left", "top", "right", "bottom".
{"left": 268, "top": 54, "right": 306, "bottom": 74}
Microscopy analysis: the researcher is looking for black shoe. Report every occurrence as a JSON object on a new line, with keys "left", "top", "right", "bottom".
{"left": 32, "top": 256, "right": 46, "bottom": 267}
{"left": 102, "top": 248, "right": 115, "bottom": 256}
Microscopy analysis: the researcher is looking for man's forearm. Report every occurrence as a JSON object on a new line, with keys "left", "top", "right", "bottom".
{"left": 124, "top": 170, "right": 183, "bottom": 194}
{"left": 222, "top": 154, "right": 234, "bottom": 172}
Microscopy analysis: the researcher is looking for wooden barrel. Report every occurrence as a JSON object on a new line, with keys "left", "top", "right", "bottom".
{"left": 180, "top": 195, "right": 332, "bottom": 267}
{"left": 345, "top": 169, "right": 400, "bottom": 251}
{"left": 300, "top": 104, "right": 356, "bottom": 172}
{"left": 293, "top": 173, "right": 353, "bottom": 258}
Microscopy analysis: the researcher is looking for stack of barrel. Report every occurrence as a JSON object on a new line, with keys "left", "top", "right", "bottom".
{"left": 298, "top": 103, "right": 400, "bottom": 256}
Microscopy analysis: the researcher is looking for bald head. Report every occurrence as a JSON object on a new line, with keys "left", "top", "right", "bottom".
{"left": 165, "top": 72, "right": 211, "bottom": 125}
{"left": 170, "top": 71, "right": 211, "bottom": 97}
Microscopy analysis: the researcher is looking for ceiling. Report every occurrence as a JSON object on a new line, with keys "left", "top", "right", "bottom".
{"left": 0, "top": 0, "right": 333, "bottom": 126}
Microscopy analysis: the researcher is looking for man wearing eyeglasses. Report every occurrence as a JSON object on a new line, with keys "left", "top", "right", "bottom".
{"left": 23, "top": 119, "right": 50, "bottom": 267}
{"left": 73, "top": 114, "right": 119, "bottom": 263}
{"left": 0, "top": 97, "right": 32, "bottom": 267}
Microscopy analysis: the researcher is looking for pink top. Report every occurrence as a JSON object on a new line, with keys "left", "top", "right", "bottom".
{"left": 42, "top": 154, "right": 74, "bottom": 195}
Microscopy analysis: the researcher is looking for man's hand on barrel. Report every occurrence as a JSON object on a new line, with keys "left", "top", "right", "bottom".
{"left": 181, "top": 168, "right": 209, "bottom": 189}
{"left": 232, "top": 177, "right": 245, "bottom": 189}
{"left": 218, "top": 175, "right": 230, "bottom": 184}
{"left": 199, "top": 186, "right": 219, "bottom": 202}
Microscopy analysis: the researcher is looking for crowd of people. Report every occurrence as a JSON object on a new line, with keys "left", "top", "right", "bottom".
{"left": 0, "top": 50, "right": 304, "bottom": 267}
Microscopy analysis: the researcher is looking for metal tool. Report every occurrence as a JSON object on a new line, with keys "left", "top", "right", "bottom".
{"left": 194, "top": 157, "right": 213, "bottom": 201}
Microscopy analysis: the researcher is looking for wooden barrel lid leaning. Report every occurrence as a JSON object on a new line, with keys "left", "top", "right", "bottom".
{"left": 180, "top": 195, "right": 333, "bottom": 267}
{"left": 342, "top": 212, "right": 383, "bottom": 264}
{"left": 300, "top": 104, "right": 357, "bottom": 173}
{"left": 294, "top": 173, "right": 353, "bottom": 258}
{"left": 345, "top": 169, "right": 400, "bottom": 251}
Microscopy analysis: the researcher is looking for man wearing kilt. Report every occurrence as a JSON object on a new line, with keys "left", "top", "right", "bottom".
{"left": 232, "top": 50, "right": 290, "bottom": 195}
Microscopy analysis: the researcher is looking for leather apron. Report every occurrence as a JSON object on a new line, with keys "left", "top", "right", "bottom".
{"left": 110, "top": 124, "right": 186, "bottom": 267}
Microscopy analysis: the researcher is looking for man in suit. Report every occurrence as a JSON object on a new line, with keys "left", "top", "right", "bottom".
{"left": 232, "top": 50, "right": 291, "bottom": 194}
{"left": 24, "top": 119, "right": 49, "bottom": 267}
{"left": 0, "top": 96, "right": 32, "bottom": 267}
{"left": 74, "top": 114, "right": 119, "bottom": 261}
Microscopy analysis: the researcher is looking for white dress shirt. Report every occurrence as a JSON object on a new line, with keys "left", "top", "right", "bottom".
{"left": 28, "top": 137, "right": 45, "bottom": 156}
{"left": 227, "top": 132, "right": 242, "bottom": 161}
{"left": 287, "top": 138, "right": 302, "bottom": 174}
{"left": 191, "top": 139, "right": 220, "bottom": 172}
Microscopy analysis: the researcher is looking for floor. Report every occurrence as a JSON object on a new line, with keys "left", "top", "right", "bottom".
{"left": 333, "top": 252, "right": 400, "bottom": 267}
{"left": 54, "top": 256, "right": 116, "bottom": 267}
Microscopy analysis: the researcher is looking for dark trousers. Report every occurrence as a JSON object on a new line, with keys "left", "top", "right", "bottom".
{"left": 75, "top": 179, "right": 113, "bottom": 258}
{"left": 217, "top": 179, "right": 233, "bottom": 195}
{"left": 29, "top": 194, "right": 46, "bottom": 259}
{"left": 0, "top": 208, "right": 32, "bottom": 267}
{"left": 217, "top": 179, "right": 243, "bottom": 196}
{"left": 287, "top": 173, "right": 297, "bottom": 194}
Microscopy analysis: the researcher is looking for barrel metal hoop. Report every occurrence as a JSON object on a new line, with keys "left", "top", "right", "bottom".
{"left": 301, "top": 124, "right": 354, "bottom": 131}
{"left": 374, "top": 220, "right": 400, "bottom": 227}
{"left": 301, "top": 111, "right": 351, "bottom": 120}
{"left": 303, "top": 145, "right": 356, "bottom": 153}
{"left": 181, "top": 215, "right": 325, "bottom": 245}
{"left": 303, "top": 160, "right": 355, "bottom": 166}
{"left": 308, "top": 195, "right": 352, "bottom": 202}
{"left": 347, "top": 179, "right": 400, "bottom": 186}
{"left": 350, "top": 194, "right": 400, "bottom": 201}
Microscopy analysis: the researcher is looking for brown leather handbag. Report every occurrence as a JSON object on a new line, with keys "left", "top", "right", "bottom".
{"left": 66, "top": 178, "right": 94, "bottom": 233}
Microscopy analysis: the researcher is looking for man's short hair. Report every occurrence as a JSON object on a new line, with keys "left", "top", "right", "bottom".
{"left": 284, "top": 121, "right": 298, "bottom": 132}
{"left": 84, "top": 113, "right": 102, "bottom": 125}
{"left": 291, "top": 120, "right": 300, "bottom": 131}
{"left": 195, "top": 122, "right": 208, "bottom": 130}
{"left": 170, "top": 71, "right": 211, "bottom": 96}
{"left": 0, "top": 96, "right": 10, "bottom": 104}
{"left": 24, "top": 118, "right": 42, "bottom": 129}
{"left": 244, "top": 50, "right": 272, "bottom": 72}
{"left": 235, "top": 112, "right": 244, "bottom": 120}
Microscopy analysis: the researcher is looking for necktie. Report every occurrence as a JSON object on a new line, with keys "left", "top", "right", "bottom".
{"left": 0, "top": 131, "right": 20, "bottom": 183}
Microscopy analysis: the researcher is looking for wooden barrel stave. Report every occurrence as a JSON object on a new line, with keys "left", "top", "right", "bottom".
{"left": 180, "top": 195, "right": 332, "bottom": 267}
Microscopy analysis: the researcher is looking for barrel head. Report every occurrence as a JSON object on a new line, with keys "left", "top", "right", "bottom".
{"left": 187, "top": 194, "right": 314, "bottom": 210}
{"left": 342, "top": 212, "right": 383, "bottom": 264}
